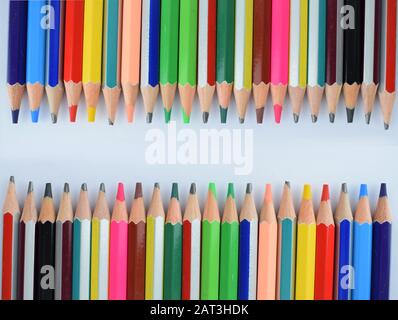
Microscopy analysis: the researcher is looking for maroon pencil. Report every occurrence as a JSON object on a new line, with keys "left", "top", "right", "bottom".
{"left": 127, "top": 183, "right": 146, "bottom": 300}
{"left": 252, "top": 0, "right": 272, "bottom": 123}
{"left": 55, "top": 183, "right": 74, "bottom": 300}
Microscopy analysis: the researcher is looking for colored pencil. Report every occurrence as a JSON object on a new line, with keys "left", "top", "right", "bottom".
{"left": 295, "top": 184, "right": 316, "bottom": 300}
{"left": 121, "top": 0, "right": 142, "bottom": 123}
{"left": 325, "top": 0, "right": 344, "bottom": 122}
{"left": 127, "top": 183, "right": 146, "bottom": 300}
{"left": 270, "top": 0, "right": 290, "bottom": 123}
{"left": 46, "top": 0, "right": 65, "bottom": 123}
{"left": 164, "top": 183, "right": 183, "bottom": 300}
{"left": 198, "top": 0, "right": 217, "bottom": 123}
{"left": 379, "top": 0, "right": 397, "bottom": 129}
{"left": 140, "top": 0, "right": 161, "bottom": 123}
{"left": 103, "top": 0, "right": 122, "bottom": 125}
{"left": 82, "top": 0, "right": 104, "bottom": 122}
{"left": 343, "top": 0, "right": 364, "bottom": 123}
{"left": 216, "top": 0, "right": 235, "bottom": 123}
{"left": 289, "top": 0, "right": 308, "bottom": 123}
{"left": 182, "top": 183, "right": 201, "bottom": 300}
{"left": 159, "top": 0, "right": 180, "bottom": 123}
{"left": 314, "top": 184, "right": 335, "bottom": 300}
{"left": 352, "top": 184, "right": 372, "bottom": 300}
{"left": 257, "top": 184, "right": 277, "bottom": 300}
{"left": 72, "top": 184, "right": 91, "bottom": 300}
{"left": 238, "top": 183, "right": 258, "bottom": 300}
{"left": 307, "top": 0, "right": 326, "bottom": 123}
{"left": 145, "top": 183, "right": 165, "bottom": 300}
{"left": 64, "top": 0, "right": 84, "bottom": 122}
{"left": 178, "top": 0, "right": 198, "bottom": 123}
{"left": 26, "top": 0, "right": 47, "bottom": 123}
{"left": 17, "top": 182, "right": 36, "bottom": 300}
{"left": 34, "top": 183, "right": 55, "bottom": 300}
{"left": 371, "top": 183, "right": 392, "bottom": 300}
{"left": 334, "top": 183, "right": 353, "bottom": 300}
{"left": 219, "top": 183, "right": 239, "bottom": 300}
{"left": 55, "top": 183, "right": 73, "bottom": 300}
{"left": 2, "top": 177, "right": 20, "bottom": 300}
{"left": 276, "top": 182, "right": 296, "bottom": 300}
{"left": 7, "top": 0, "right": 28, "bottom": 123}
{"left": 252, "top": 0, "right": 272, "bottom": 123}
{"left": 90, "top": 183, "right": 110, "bottom": 300}
{"left": 234, "top": 0, "right": 253, "bottom": 123}
{"left": 362, "top": 0, "right": 381, "bottom": 124}
{"left": 201, "top": 183, "right": 220, "bottom": 300}
{"left": 109, "top": 183, "right": 128, "bottom": 300}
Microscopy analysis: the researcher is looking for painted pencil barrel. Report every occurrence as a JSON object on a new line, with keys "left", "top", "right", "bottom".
{"left": 18, "top": 221, "right": 36, "bottom": 300}
{"left": 55, "top": 221, "right": 73, "bottom": 300}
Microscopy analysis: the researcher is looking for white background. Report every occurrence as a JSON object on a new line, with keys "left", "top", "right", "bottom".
{"left": 0, "top": 2, "right": 397, "bottom": 299}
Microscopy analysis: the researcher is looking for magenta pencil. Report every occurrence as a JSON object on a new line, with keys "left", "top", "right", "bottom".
{"left": 108, "top": 183, "right": 128, "bottom": 300}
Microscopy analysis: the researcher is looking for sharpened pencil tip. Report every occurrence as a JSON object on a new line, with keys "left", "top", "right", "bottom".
{"left": 108, "top": 119, "right": 114, "bottom": 126}
{"left": 69, "top": 105, "right": 77, "bottom": 122}
{"left": 220, "top": 107, "right": 228, "bottom": 124}
{"left": 329, "top": 113, "right": 335, "bottom": 123}
{"left": 321, "top": 184, "right": 330, "bottom": 201}
{"left": 171, "top": 183, "right": 179, "bottom": 200}
{"left": 182, "top": 109, "right": 190, "bottom": 124}
{"left": 154, "top": 182, "right": 160, "bottom": 189}
{"left": 202, "top": 112, "right": 209, "bottom": 123}
{"left": 311, "top": 115, "right": 318, "bottom": 123}
{"left": 384, "top": 123, "right": 390, "bottom": 130}
{"left": 274, "top": 105, "right": 282, "bottom": 124}
{"left": 256, "top": 108, "right": 264, "bottom": 124}
{"left": 365, "top": 112, "right": 372, "bottom": 125}
{"left": 190, "top": 183, "right": 196, "bottom": 194}
{"left": 208, "top": 183, "right": 217, "bottom": 197}
{"left": 31, "top": 109, "right": 40, "bottom": 123}
{"left": 135, "top": 183, "right": 143, "bottom": 198}
{"left": 239, "top": 118, "right": 245, "bottom": 124}
{"left": 359, "top": 184, "right": 368, "bottom": 197}
{"left": 246, "top": 183, "right": 252, "bottom": 194}
{"left": 285, "top": 181, "right": 291, "bottom": 188}
{"left": 81, "top": 183, "right": 88, "bottom": 191}
{"left": 28, "top": 181, "right": 34, "bottom": 193}
{"left": 116, "top": 183, "right": 125, "bottom": 201}
{"left": 87, "top": 107, "right": 96, "bottom": 122}
{"left": 380, "top": 183, "right": 387, "bottom": 197}
{"left": 9, "top": 176, "right": 15, "bottom": 183}
{"left": 303, "top": 184, "right": 312, "bottom": 200}
{"left": 164, "top": 108, "right": 172, "bottom": 123}
{"left": 146, "top": 113, "right": 153, "bottom": 124}
{"left": 51, "top": 113, "right": 58, "bottom": 124}
{"left": 100, "top": 183, "right": 106, "bottom": 192}
{"left": 45, "top": 183, "right": 52, "bottom": 198}
{"left": 11, "top": 109, "right": 20, "bottom": 124}
{"left": 293, "top": 113, "right": 300, "bottom": 123}
{"left": 63, "top": 183, "right": 70, "bottom": 193}
{"left": 346, "top": 108, "right": 355, "bottom": 123}
{"left": 227, "top": 183, "right": 235, "bottom": 198}
{"left": 341, "top": 183, "right": 348, "bottom": 193}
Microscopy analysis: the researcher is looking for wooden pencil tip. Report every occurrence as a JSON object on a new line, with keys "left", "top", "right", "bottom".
{"left": 265, "top": 184, "right": 272, "bottom": 202}
{"left": 44, "top": 183, "right": 52, "bottom": 198}
{"left": 135, "top": 183, "right": 143, "bottom": 199}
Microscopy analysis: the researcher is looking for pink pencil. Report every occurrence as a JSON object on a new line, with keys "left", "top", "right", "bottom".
{"left": 108, "top": 183, "right": 128, "bottom": 300}
{"left": 257, "top": 184, "right": 278, "bottom": 300}
{"left": 270, "top": 0, "right": 290, "bottom": 124}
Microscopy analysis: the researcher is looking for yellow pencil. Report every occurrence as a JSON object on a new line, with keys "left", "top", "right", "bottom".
{"left": 82, "top": 0, "right": 104, "bottom": 122}
{"left": 295, "top": 184, "right": 316, "bottom": 300}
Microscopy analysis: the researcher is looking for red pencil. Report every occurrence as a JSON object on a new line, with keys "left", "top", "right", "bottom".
{"left": 63, "top": 0, "right": 84, "bottom": 122}
{"left": 314, "top": 184, "right": 335, "bottom": 300}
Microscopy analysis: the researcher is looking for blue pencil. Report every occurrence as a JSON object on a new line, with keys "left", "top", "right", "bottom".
{"left": 334, "top": 183, "right": 353, "bottom": 300}
{"left": 7, "top": 0, "right": 28, "bottom": 123}
{"left": 46, "top": 0, "right": 65, "bottom": 123}
{"left": 140, "top": 0, "right": 160, "bottom": 123}
{"left": 238, "top": 184, "right": 258, "bottom": 300}
{"left": 371, "top": 183, "right": 392, "bottom": 300}
{"left": 352, "top": 184, "right": 373, "bottom": 300}
{"left": 26, "top": 0, "right": 47, "bottom": 123}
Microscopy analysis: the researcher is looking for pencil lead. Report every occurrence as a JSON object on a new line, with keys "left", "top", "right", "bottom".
{"left": 108, "top": 119, "right": 114, "bottom": 126}
{"left": 346, "top": 108, "right": 354, "bottom": 123}
{"left": 202, "top": 112, "right": 209, "bottom": 124}
{"left": 182, "top": 109, "right": 190, "bottom": 124}
{"left": 220, "top": 106, "right": 228, "bottom": 124}
{"left": 116, "top": 183, "right": 125, "bottom": 201}
{"left": 81, "top": 183, "right": 88, "bottom": 191}
{"left": 208, "top": 182, "right": 217, "bottom": 197}
{"left": 31, "top": 109, "right": 40, "bottom": 123}
{"left": 135, "top": 183, "right": 143, "bottom": 198}
{"left": 146, "top": 112, "right": 153, "bottom": 124}
{"left": 44, "top": 183, "right": 52, "bottom": 198}
{"left": 9, "top": 176, "right": 15, "bottom": 183}
{"left": 227, "top": 183, "right": 235, "bottom": 198}
{"left": 189, "top": 183, "right": 196, "bottom": 195}
{"left": 256, "top": 108, "right": 264, "bottom": 124}
{"left": 239, "top": 117, "right": 245, "bottom": 124}
{"left": 154, "top": 182, "right": 160, "bottom": 189}
{"left": 171, "top": 183, "right": 179, "bottom": 200}
{"left": 274, "top": 104, "right": 282, "bottom": 124}
{"left": 379, "top": 183, "right": 387, "bottom": 198}
{"left": 341, "top": 183, "right": 348, "bottom": 193}
{"left": 293, "top": 113, "right": 300, "bottom": 123}
{"left": 285, "top": 181, "right": 291, "bottom": 188}
{"left": 311, "top": 114, "right": 318, "bottom": 123}
{"left": 100, "top": 183, "right": 106, "bottom": 192}
{"left": 321, "top": 184, "right": 330, "bottom": 201}
{"left": 64, "top": 183, "right": 70, "bottom": 193}
{"left": 365, "top": 112, "right": 372, "bottom": 125}
{"left": 164, "top": 108, "right": 172, "bottom": 123}
{"left": 384, "top": 122, "right": 390, "bottom": 130}
{"left": 11, "top": 109, "right": 20, "bottom": 124}
{"left": 28, "top": 181, "right": 34, "bottom": 194}
{"left": 51, "top": 113, "right": 58, "bottom": 124}
{"left": 329, "top": 113, "right": 335, "bottom": 123}
{"left": 359, "top": 184, "right": 368, "bottom": 197}
{"left": 87, "top": 107, "right": 96, "bottom": 122}
{"left": 303, "top": 184, "right": 312, "bottom": 200}
{"left": 69, "top": 105, "right": 78, "bottom": 122}
{"left": 246, "top": 183, "right": 252, "bottom": 194}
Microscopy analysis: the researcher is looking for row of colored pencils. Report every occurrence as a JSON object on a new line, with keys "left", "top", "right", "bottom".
{"left": 7, "top": 0, "right": 397, "bottom": 127}
{"left": 1, "top": 179, "right": 392, "bottom": 300}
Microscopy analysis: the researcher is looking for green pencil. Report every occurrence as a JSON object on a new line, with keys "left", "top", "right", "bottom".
{"left": 219, "top": 183, "right": 239, "bottom": 300}
{"left": 216, "top": 0, "right": 235, "bottom": 123}
{"left": 178, "top": 0, "right": 198, "bottom": 123}
{"left": 201, "top": 183, "right": 221, "bottom": 300}
{"left": 164, "top": 183, "right": 182, "bottom": 300}
{"left": 160, "top": 0, "right": 180, "bottom": 123}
